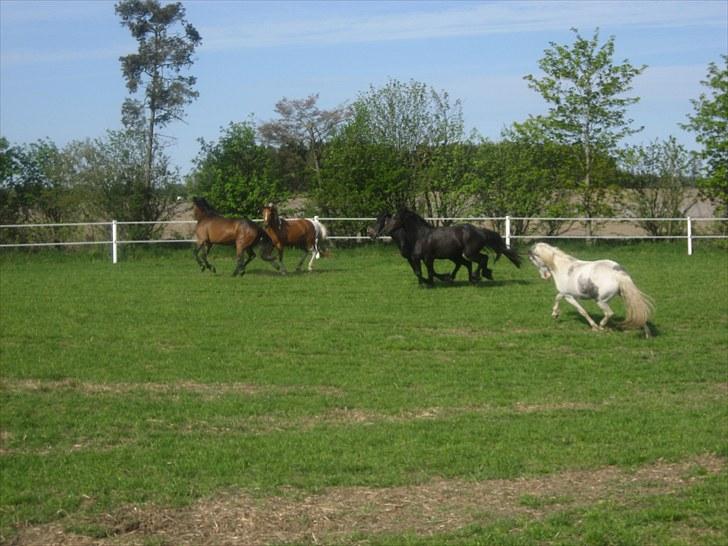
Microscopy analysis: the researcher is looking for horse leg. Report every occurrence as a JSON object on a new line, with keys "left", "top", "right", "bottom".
{"left": 197, "top": 242, "right": 215, "bottom": 273}
{"left": 193, "top": 244, "right": 206, "bottom": 271}
{"left": 277, "top": 248, "right": 287, "bottom": 274}
{"left": 478, "top": 254, "right": 493, "bottom": 280}
{"left": 563, "top": 294, "right": 600, "bottom": 330}
{"left": 551, "top": 293, "right": 564, "bottom": 318}
{"left": 243, "top": 247, "right": 256, "bottom": 267}
{"left": 424, "top": 257, "right": 437, "bottom": 286}
{"left": 458, "top": 257, "right": 476, "bottom": 283}
{"left": 307, "top": 248, "right": 317, "bottom": 271}
{"left": 596, "top": 300, "right": 615, "bottom": 328}
{"left": 295, "top": 248, "right": 309, "bottom": 272}
{"left": 408, "top": 257, "right": 427, "bottom": 285}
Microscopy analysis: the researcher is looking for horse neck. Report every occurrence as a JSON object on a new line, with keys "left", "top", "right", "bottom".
{"left": 549, "top": 248, "right": 576, "bottom": 273}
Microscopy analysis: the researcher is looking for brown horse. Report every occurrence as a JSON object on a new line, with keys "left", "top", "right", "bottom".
{"left": 261, "top": 203, "right": 328, "bottom": 273}
{"left": 193, "top": 197, "right": 273, "bottom": 276}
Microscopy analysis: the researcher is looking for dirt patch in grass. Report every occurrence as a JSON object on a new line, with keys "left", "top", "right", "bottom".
{"left": 10, "top": 454, "right": 724, "bottom": 546}
{"left": 0, "top": 379, "right": 343, "bottom": 399}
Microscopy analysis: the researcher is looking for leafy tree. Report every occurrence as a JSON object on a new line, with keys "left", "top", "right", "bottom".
{"left": 468, "top": 135, "right": 578, "bottom": 236}
{"left": 523, "top": 28, "right": 646, "bottom": 236}
{"left": 0, "top": 137, "right": 23, "bottom": 226}
{"left": 115, "top": 0, "right": 201, "bottom": 191}
{"left": 74, "top": 129, "right": 179, "bottom": 240}
{"left": 258, "top": 94, "right": 351, "bottom": 192}
{"left": 316, "top": 111, "right": 413, "bottom": 220}
{"left": 682, "top": 55, "right": 728, "bottom": 214}
{"left": 188, "top": 121, "right": 286, "bottom": 218}
{"left": 619, "top": 137, "right": 700, "bottom": 235}
{"left": 354, "top": 78, "right": 468, "bottom": 217}
{"left": 0, "top": 138, "right": 99, "bottom": 243}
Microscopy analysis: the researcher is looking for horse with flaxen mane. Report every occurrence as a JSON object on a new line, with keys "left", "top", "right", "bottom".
{"left": 192, "top": 197, "right": 274, "bottom": 276}
{"left": 528, "top": 242, "right": 654, "bottom": 337}
{"left": 261, "top": 203, "right": 328, "bottom": 274}
{"left": 369, "top": 208, "right": 521, "bottom": 286}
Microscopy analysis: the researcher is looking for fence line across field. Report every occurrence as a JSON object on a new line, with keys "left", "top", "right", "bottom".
{"left": 1, "top": 216, "right": 725, "bottom": 263}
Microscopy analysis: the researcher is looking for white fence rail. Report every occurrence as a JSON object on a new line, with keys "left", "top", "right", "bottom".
{"left": 1, "top": 216, "right": 726, "bottom": 263}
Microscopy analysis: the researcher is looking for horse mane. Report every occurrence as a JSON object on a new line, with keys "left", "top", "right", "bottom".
{"left": 193, "top": 196, "right": 220, "bottom": 218}
{"left": 538, "top": 243, "right": 575, "bottom": 271}
{"left": 396, "top": 208, "right": 431, "bottom": 229}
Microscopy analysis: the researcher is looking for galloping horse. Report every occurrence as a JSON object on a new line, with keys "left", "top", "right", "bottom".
{"left": 192, "top": 197, "right": 273, "bottom": 276}
{"left": 371, "top": 208, "right": 521, "bottom": 286}
{"left": 261, "top": 203, "right": 328, "bottom": 273}
{"left": 528, "top": 242, "right": 654, "bottom": 336}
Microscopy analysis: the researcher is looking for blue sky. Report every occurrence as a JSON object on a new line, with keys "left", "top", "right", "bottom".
{"left": 1, "top": 0, "right": 726, "bottom": 175}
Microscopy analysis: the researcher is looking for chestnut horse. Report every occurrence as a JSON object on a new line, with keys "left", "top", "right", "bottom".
{"left": 261, "top": 203, "right": 328, "bottom": 273}
{"left": 193, "top": 197, "right": 273, "bottom": 276}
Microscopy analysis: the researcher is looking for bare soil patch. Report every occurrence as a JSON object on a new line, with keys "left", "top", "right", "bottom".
{"left": 10, "top": 454, "right": 724, "bottom": 546}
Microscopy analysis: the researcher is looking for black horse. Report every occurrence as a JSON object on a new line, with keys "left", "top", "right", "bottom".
{"left": 369, "top": 208, "right": 521, "bottom": 286}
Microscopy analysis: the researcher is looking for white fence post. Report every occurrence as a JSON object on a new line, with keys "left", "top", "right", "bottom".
{"left": 687, "top": 216, "right": 692, "bottom": 256}
{"left": 112, "top": 220, "right": 118, "bottom": 264}
{"left": 505, "top": 215, "right": 511, "bottom": 248}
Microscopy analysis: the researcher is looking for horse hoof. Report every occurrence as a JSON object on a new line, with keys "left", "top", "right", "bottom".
{"left": 483, "top": 269, "right": 494, "bottom": 280}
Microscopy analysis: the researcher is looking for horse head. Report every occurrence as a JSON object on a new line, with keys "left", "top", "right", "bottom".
{"left": 367, "top": 211, "right": 394, "bottom": 239}
{"left": 528, "top": 243, "right": 554, "bottom": 280}
{"left": 192, "top": 196, "right": 216, "bottom": 221}
{"left": 262, "top": 203, "right": 278, "bottom": 228}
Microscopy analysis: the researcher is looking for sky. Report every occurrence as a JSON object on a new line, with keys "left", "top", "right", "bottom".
{"left": 1, "top": 0, "right": 726, "bottom": 175}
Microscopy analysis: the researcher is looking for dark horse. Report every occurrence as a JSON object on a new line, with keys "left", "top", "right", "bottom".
{"left": 192, "top": 197, "right": 273, "bottom": 276}
{"left": 369, "top": 208, "right": 521, "bottom": 286}
{"left": 261, "top": 203, "right": 328, "bottom": 274}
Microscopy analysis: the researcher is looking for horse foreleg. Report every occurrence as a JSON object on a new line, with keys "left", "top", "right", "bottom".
{"left": 551, "top": 293, "right": 563, "bottom": 318}
{"left": 276, "top": 248, "right": 287, "bottom": 274}
{"left": 193, "top": 244, "right": 205, "bottom": 271}
{"left": 196, "top": 243, "right": 215, "bottom": 273}
{"left": 563, "top": 294, "right": 600, "bottom": 330}
{"left": 596, "top": 300, "right": 615, "bottom": 328}
{"left": 408, "top": 257, "right": 427, "bottom": 285}
{"left": 424, "top": 258, "right": 437, "bottom": 286}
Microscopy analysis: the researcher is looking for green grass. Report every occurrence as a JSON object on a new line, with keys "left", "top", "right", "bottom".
{"left": 1, "top": 242, "right": 726, "bottom": 544}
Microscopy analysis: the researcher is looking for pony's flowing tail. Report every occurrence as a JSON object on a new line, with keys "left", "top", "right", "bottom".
{"left": 479, "top": 228, "right": 522, "bottom": 268}
{"left": 310, "top": 216, "right": 329, "bottom": 259}
{"left": 618, "top": 273, "right": 654, "bottom": 332}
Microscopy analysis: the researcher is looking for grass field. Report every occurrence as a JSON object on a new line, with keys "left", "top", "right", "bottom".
{"left": 1, "top": 241, "right": 726, "bottom": 545}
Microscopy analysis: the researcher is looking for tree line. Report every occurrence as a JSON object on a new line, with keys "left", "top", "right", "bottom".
{"left": 1, "top": 1, "right": 726, "bottom": 244}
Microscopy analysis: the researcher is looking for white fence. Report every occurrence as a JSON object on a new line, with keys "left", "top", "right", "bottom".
{"left": 1, "top": 216, "right": 726, "bottom": 263}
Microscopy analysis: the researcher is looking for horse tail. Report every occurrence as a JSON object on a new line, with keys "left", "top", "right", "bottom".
{"left": 309, "top": 216, "right": 329, "bottom": 259}
{"left": 477, "top": 227, "right": 522, "bottom": 268}
{"left": 617, "top": 272, "right": 654, "bottom": 330}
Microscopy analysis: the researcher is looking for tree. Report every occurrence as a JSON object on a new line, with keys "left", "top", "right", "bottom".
{"left": 316, "top": 111, "right": 413, "bottom": 219}
{"left": 619, "top": 137, "right": 700, "bottom": 236}
{"left": 258, "top": 94, "right": 351, "bottom": 192}
{"left": 467, "top": 133, "right": 579, "bottom": 236}
{"left": 682, "top": 55, "right": 728, "bottom": 214}
{"left": 354, "top": 78, "right": 468, "bottom": 218}
{"left": 523, "top": 28, "right": 646, "bottom": 236}
{"left": 115, "top": 0, "right": 201, "bottom": 191}
{"left": 188, "top": 121, "right": 286, "bottom": 218}
{"left": 86, "top": 129, "right": 178, "bottom": 231}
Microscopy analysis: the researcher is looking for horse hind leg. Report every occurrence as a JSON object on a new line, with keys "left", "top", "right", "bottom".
{"left": 563, "top": 294, "right": 600, "bottom": 330}
{"left": 296, "top": 248, "right": 309, "bottom": 272}
{"left": 596, "top": 300, "right": 615, "bottom": 328}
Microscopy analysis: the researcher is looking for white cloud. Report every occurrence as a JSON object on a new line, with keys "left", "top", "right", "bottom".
{"left": 199, "top": 1, "right": 725, "bottom": 51}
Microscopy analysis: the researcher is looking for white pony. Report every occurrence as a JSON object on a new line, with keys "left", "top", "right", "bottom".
{"left": 528, "top": 243, "right": 654, "bottom": 337}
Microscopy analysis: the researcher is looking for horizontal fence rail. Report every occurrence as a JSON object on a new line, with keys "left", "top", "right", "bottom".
{"left": 1, "top": 216, "right": 726, "bottom": 262}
